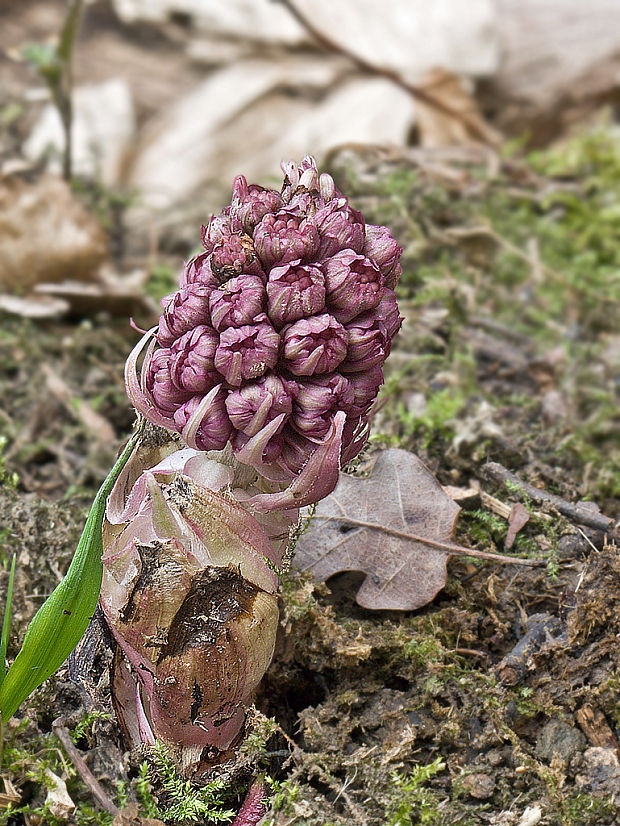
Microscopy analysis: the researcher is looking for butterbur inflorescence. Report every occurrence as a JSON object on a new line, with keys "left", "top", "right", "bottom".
{"left": 106, "top": 158, "right": 402, "bottom": 795}
{"left": 126, "top": 156, "right": 402, "bottom": 509}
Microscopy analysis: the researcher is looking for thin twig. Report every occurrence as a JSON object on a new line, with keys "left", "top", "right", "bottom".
{"left": 52, "top": 722, "right": 119, "bottom": 817}
{"left": 312, "top": 515, "right": 545, "bottom": 566}
{"left": 482, "top": 462, "right": 619, "bottom": 539}
{"left": 273, "top": 0, "right": 499, "bottom": 146}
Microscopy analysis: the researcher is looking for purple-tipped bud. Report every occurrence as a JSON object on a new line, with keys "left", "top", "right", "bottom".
{"left": 319, "top": 172, "right": 337, "bottom": 201}
{"left": 341, "top": 310, "right": 389, "bottom": 373}
{"left": 266, "top": 259, "right": 325, "bottom": 328}
{"left": 225, "top": 372, "right": 294, "bottom": 437}
{"left": 157, "top": 284, "right": 213, "bottom": 347}
{"left": 348, "top": 365, "right": 384, "bottom": 412}
{"left": 313, "top": 198, "right": 365, "bottom": 259}
{"left": 231, "top": 175, "right": 283, "bottom": 234}
{"left": 173, "top": 388, "right": 233, "bottom": 451}
{"left": 214, "top": 315, "right": 279, "bottom": 386}
{"left": 363, "top": 225, "right": 403, "bottom": 285}
{"left": 375, "top": 288, "right": 403, "bottom": 342}
{"left": 179, "top": 252, "right": 219, "bottom": 288}
{"left": 291, "top": 374, "right": 354, "bottom": 439}
{"left": 209, "top": 275, "right": 266, "bottom": 332}
{"left": 253, "top": 211, "right": 319, "bottom": 268}
{"left": 322, "top": 249, "right": 383, "bottom": 324}
{"left": 210, "top": 232, "right": 264, "bottom": 282}
{"left": 200, "top": 209, "right": 241, "bottom": 254}
{"left": 145, "top": 348, "right": 191, "bottom": 416}
{"left": 170, "top": 325, "right": 219, "bottom": 393}
{"left": 282, "top": 313, "right": 348, "bottom": 376}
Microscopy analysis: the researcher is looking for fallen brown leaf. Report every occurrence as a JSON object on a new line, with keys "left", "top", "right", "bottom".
{"left": 0, "top": 173, "right": 106, "bottom": 291}
{"left": 505, "top": 502, "right": 530, "bottom": 550}
{"left": 415, "top": 69, "right": 502, "bottom": 148}
{"left": 295, "top": 448, "right": 460, "bottom": 610}
{"left": 295, "top": 449, "right": 544, "bottom": 610}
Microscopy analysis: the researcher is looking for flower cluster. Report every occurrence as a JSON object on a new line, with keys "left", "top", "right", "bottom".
{"left": 127, "top": 157, "right": 402, "bottom": 503}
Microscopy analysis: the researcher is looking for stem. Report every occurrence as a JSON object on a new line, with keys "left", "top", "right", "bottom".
{"left": 274, "top": 0, "right": 499, "bottom": 145}
{"left": 47, "top": 0, "right": 85, "bottom": 181}
{"left": 312, "top": 515, "right": 546, "bottom": 566}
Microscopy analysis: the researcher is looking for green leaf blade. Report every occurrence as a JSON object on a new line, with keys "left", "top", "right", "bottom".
{"left": 0, "top": 421, "right": 143, "bottom": 721}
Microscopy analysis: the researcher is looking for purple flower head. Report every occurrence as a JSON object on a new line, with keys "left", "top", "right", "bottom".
{"left": 291, "top": 373, "right": 354, "bottom": 439}
{"left": 126, "top": 157, "right": 403, "bottom": 506}
{"left": 210, "top": 231, "right": 264, "bottom": 282}
{"left": 225, "top": 372, "right": 294, "bottom": 437}
{"left": 266, "top": 259, "right": 325, "bottom": 328}
{"left": 231, "top": 175, "right": 283, "bottom": 233}
{"left": 173, "top": 386, "right": 232, "bottom": 451}
{"left": 313, "top": 198, "right": 365, "bottom": 259}
{"left": 282, "top": 313, "right": 348, "bottom": 376}
{"left": 209, "top": 275, "right": 266, "bottom": 332}
{"left": 214, "top": 315, "right": 279, "bottom": 386}
{"left": 253, "top": 211, "right": 319, "bottom": 268}
{"left": 170, "top": 325, "right": 219, "bottom": 393}
{"left": 322, "top": 249, "right": 383, "bottom": 324}
{"left": 363, "top": 225, "right": 403, "bottom": 285}
{"left": 179, "top": 252, "right": 219, "bottom": 288}
{"left": 157, "top": 284, "right": 213, "bottom": 347}
{"left": 145, "top": 348, "right": 191, "bottom": 417}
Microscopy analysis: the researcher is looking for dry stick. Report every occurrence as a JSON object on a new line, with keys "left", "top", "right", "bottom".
{"left": 273, "top": 0, "right": 499, "bottom": 146}
{"left": 482, "top": 461, "right": 619, "bottom": 539}
{"left": 313, "top": 515, "right": 545, "bottom": 566}
{"left": 52, "top": 722, "right": 120, "bottom": 817}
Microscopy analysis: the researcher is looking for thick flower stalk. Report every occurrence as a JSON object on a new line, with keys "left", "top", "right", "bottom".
{"left": 126, "top": 156, "right": 403, "bottom": 511}
{"left": 102, "top": 440, "right": 295, "bottom": 774}
{"left": 106, "top": 158, "right": 402, "bottom": 787}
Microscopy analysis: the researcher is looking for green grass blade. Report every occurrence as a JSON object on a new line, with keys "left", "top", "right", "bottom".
{"left": 0, "top": 420, "right": 144, "bottom": 721}
{"left": 0, "top": 554, "right": 17, "bottom": 693}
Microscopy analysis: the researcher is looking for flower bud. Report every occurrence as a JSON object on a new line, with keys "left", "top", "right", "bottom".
{"left": 231, "top": 175, "right": 283, "bottom": 233}
{"left": 319, "top": 172, "right": 337, "bottom": 201}
{"left": 179, "top": 252, "right": 219, "bottom": 288}
{"left": 322, "top": 249, "right": 383, "bottom": 324}
{"left": 282, "top": 313, "right": 348, "bottom": 376}
{"left": 363, "top": 224, "right": 402, "bottom": 283}
{"left": 347, "top": 365, "right": 384, "bottom": 412}
{"left": 210, "top": 232, "right": 264, "bottom": 282}
{"left": 313, "top": 198, "right": 365, "bottom": 259}
{"left": 225, "top": 372, "right": 294, "bottom": 437}
{"left": 170, "top": 325, "right": 219, "bottom": 393}
{"left": 291, "top": 373, "right": 354, "bottom": 439}
{"left": 145, "top": 348, "right": 191, "bottom": 416}
{"left": 209, "top": 275, "right": 266, "bottom": 332}
{"left": 266, "top": 259, "right": 325, "bottom": 328}
{"left": 375, "top": 288, "right": 403, "bottom": 342}
{"left": 157, "top": 284, "right": 213, "bottom": 347}
{"left": 173, "top": 386, "right": 233, "bottom": 451}
{"left": 340, "top": 310, "right": 389, "bottom": 373}
{"left": 200, "top": 209, "right": 241, "bottom": 254}
{"left": 253, "top": 211, "right": 319, "bottom": 268}
{"left": 214, "top": 315, "right": 279, "bottom": 386}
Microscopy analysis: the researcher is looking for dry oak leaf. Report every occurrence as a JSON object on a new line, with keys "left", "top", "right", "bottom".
{"left": 294, "top": 448, "right": 460, "bottom": 610}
